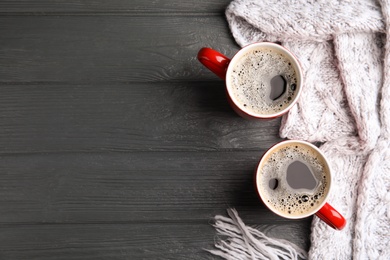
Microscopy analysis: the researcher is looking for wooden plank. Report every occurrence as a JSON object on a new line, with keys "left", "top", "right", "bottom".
{"left": 0, "top": 2, "right": 312, "bottom": 259}
{"left": 0, "top": 151, "right": 297, "bottom": 223}
{"left": 0, "top": 83, "right": 282, "bottom": 153}
{"left": 0, "top": 222, "right": 310, "bottom": 259}
{"left": 0, "top": 0, "right": 231, "bottom": 14}
{"left": 0, "top": 16, "right": 238, "bottom": 83}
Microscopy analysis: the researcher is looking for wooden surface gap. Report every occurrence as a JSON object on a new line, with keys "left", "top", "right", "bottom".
{"left": 0, "top": 80, "right": 223, "bottom": 86}
{"left": 0, "top": 12, "right": 223, "bottom": 17}
{"left": 0, "top": 148, "right": 266, "bottom": 156}
{"left": 0, "top": 0, "right": 231, "bottom": 14}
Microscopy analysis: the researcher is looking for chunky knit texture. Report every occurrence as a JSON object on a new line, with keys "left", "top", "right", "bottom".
{"left": 210, "top": 0, "right": 390, "bottom": 259}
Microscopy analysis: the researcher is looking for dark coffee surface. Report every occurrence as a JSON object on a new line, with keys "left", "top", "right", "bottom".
{"left": 286, "top": 160, "right": 318, "bottom": 191}
{"left": 269, "top": 178, "right": 279, "bottom": 190}
{"left": 258, "top": 142, "right": 330, "bottom": 217}
{"left": 229, "top": 47, "right": 298, "bottom": 115}
{"left": 270, "top": 75, "right": 287, "bottom": 101}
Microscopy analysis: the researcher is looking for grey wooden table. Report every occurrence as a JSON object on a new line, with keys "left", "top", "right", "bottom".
{"left": 0, "top": 1, "right": 311, "bottom": 259}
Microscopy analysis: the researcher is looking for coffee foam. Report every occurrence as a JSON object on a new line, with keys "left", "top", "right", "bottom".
{"left": 229, "top": 47, "right": 298, "bottom": 115}
{"left": 258, "top": 143, "right": 330, "bottom": 217}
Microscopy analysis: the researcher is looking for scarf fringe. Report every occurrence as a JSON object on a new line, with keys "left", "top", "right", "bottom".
{"left": 206, "top": 209, "right": 308, "bottom": 260}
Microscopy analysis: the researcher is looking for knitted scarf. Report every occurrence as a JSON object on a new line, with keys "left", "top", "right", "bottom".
{"left": 208, "top": 0, "right": 390, "bottom": 259}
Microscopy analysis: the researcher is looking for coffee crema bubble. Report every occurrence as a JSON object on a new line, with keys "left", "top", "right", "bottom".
{"left": 258, "top": 143, "right": 330, "bottom": 217}
{"left": 229, "top": 47, "right": 298, "bottom": 115}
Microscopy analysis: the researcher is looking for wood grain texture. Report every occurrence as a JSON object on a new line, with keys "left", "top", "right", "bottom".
{"left": 0, "top": 83, "right": 282, "bottom": 153}
{"left": 0, "top": 151, "right": 281, "bottom": 223}
{"left": 0, "top": 0, "right": 231, "bottom": 14}
{"left": 0, "top": 151, "right": 311, "bottom": 257}
{"left": 0, "top": 223, "right": 310, "bottom": 259}
{"left": 0, "top": 16, "right": 238, "bottom": 83}
{"left": 0, "top": 1, "right": 312, "bottom": 259}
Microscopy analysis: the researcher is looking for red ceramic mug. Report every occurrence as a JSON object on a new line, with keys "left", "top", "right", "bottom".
{"left": 198, "top": 42, "right": 303, "bottom": 119}
{"left": 255, "top": 140, "right": 346, "bottom": 230}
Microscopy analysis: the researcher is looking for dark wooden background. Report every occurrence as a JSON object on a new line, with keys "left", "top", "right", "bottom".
{"left": 0, "top": 1, "right": 311, "bottom": 259}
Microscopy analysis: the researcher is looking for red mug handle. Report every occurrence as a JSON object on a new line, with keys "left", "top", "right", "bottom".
{"left": 197, "top": 47, "right": 231, "bottom": 79}
{"left": 315, "top": 202, "right": 346, "bottom": 230}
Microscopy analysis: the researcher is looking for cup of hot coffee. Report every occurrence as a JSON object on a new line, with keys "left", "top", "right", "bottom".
{"left": 255, "top": 140, "right": 346, "bottom": 230}
{"left": 197, "top": 42, "right": 303, "bottom": 119}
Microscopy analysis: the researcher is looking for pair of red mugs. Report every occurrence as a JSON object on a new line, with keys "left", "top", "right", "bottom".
{"left": 198, "top": 43, "right": 346, "bottom": 230}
